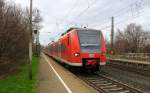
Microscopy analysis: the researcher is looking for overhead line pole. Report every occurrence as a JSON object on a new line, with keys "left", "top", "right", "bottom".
{"left": 29, "top": 0, "right": 33, "bottom": 80}
{"left": 110, "top": 16, "right": 114, "bottom": 54}
{"left": 35, "top": 9, "right": 40, "bottom": 56}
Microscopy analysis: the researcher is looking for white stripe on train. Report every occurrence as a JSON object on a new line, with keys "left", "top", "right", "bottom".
{"left": 51, "top": 54, "right": 106, "bottom": 66}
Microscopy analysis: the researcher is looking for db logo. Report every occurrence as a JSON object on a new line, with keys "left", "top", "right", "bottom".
{"left": 89, "top": 54, "right": 94, "bottom": 57}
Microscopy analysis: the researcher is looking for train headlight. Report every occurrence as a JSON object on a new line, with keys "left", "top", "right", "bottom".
{"left": 74, "top": 52, "right": 80, "bottom": 57}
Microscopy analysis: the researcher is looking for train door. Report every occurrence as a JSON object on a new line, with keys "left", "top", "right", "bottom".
{"left": 66, "top": 34, "right": 70, "bottom": 61}
{"left": 58, "top": 41, "right": 61, "bottom": 58}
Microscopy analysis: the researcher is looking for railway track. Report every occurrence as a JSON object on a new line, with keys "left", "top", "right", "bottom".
{"left": 77, "top": 73, "right": 143, "bottom": 93}
{"left": 44, "top": 53, "right": 144, "bottom": 93}
{"left": 108, "top": 62, "right": 150, "bottom": 77}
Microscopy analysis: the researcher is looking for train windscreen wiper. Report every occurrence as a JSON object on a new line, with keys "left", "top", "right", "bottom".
{"left": 81, "top": 43, "right": 100, "bottom": 47}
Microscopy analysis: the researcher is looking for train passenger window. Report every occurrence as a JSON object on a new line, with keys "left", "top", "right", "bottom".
{"left": 61, "top": 43, "right": 66, "bottom": 52}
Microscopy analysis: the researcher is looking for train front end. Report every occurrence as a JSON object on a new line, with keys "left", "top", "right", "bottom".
{"left": 71, "top": 29, "right": 107, "bottom": 71}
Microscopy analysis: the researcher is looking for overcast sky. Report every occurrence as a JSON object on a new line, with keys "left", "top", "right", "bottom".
{"left": 11, "top": 0, "right": 150, "bottom": 45}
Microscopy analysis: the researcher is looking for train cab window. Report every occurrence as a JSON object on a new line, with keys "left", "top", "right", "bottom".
{"left": 78, "top": 30, "right": 101, "bottom": 53}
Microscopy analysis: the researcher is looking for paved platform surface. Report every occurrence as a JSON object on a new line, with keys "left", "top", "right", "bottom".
{"left": 37, "top": 53, "right": 99, "bottom": 93}
{"left": 109, "top": 58, "right": 150, "bottom": 65}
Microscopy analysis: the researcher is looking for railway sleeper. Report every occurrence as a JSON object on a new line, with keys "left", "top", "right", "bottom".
{"left": 89, "top": 79, "right": 101, "bottom": 82}
{"left": 117, "top": 90, "right": 130, "bottom": 93}
{"left": 87, "top": 78, "right": 104, "bottom": 81}
{"left": 98, "top": 81, "right": 108, "bottom": 83}
{"left": 109, "top": 90, "right": 130, "bottom": 93}
{"left": 92, "top": 80, "right": 108, "bottom": 83}
{"left": 107, "top": 87, "right": 123, "bottom": 91}
{"left": 97, "top": 83, "right": 112, "bottom": 86}
{"left": 101, "top": 85, "right": 117, "bottom": 88}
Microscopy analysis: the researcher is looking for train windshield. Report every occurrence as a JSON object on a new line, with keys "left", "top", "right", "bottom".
{"left": 78, "top": 30, "right": 101, "bottom": 53}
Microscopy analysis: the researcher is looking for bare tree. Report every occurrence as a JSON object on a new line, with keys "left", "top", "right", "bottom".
{"left": 114, "top": 23, "right": 146, "bottom": 54}
{"left": 0, "top": 0, "right": 30, "bottom": 74}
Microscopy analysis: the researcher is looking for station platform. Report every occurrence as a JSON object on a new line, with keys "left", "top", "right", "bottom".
{"left": 109, "top": 58, "right": 150, "bottom": 65}
{"left": 37, "top": 53, "right": 99, "bottom": 93}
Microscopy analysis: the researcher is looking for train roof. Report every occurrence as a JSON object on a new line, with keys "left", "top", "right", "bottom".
{"left": 61, "top": 27, "right": 101, "bottom": 36}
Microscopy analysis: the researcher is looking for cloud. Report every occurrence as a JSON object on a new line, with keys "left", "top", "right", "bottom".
{"left": 11, "top": 0, "right": 150, "bottom": 45}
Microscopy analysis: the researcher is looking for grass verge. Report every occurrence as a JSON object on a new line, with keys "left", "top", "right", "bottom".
{"left": 0, "top": 56, "right": 39, "bottom": 93}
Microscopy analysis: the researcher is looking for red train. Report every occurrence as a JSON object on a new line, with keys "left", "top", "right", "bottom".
{"left": 47, "top": 28, "right": 107, "bottom": 72}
